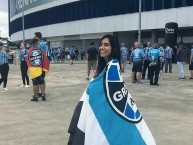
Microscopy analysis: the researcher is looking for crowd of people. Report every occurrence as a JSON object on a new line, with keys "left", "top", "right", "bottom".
{"left": 0, "top": 33, "right": 193, "bottom": 96}
{"left": 120, "top": 41, "right": 193, "bottom": 85}
{"left": 0, "top": 32, "right": 50, "bottom": 102}
{"left": 1, "top": 33, "right": 193, "bottom": 144}
{"left": 50, "top": 46, "right": 85, "bottom": 63}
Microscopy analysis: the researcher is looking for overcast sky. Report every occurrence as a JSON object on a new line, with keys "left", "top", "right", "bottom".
{"left": 0, "top": 0, "right": 8, "bottom": 37}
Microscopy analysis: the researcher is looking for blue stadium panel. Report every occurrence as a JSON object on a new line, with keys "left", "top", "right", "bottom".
{"left": 9, "top": 0, "right": 193, "bottom": 35}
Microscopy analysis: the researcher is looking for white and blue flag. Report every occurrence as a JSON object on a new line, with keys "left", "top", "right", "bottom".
{"left": 68, "top": 59, "right": 156, "bottom": 145}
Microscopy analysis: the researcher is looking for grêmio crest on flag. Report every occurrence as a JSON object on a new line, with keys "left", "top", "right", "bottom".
{"left": 29, "top": 49, "right": 43, "bottom": 66}
{"left": 104, "top": 59, "right": 142, "bottom": 123}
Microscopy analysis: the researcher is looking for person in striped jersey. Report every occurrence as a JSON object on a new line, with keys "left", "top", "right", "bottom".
{"left": 0, "top": 44, "right": 15, "bottom": 91}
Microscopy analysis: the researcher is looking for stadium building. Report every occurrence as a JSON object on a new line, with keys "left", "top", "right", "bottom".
{"left": 9, "top": 0, "right": 193, "bottom": 49}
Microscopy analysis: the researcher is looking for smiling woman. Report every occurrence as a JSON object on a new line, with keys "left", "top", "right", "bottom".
{"left": 68, "top": 34, "right": 156, "bottom": 145}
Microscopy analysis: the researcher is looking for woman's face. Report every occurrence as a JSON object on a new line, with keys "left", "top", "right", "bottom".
{"left": 99, "top": 38, "right": 112, "bottom": 61}
{"left": 20, "top": 42, "right": 25, "bottom": 49}
{"left": 2, "top": 46, "right": 8, "bottom": 51}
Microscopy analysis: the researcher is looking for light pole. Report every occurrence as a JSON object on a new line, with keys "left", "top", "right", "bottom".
{"left": 22, "top": 0, "right": 25, "bottom": 42}
{"left": 138, "top": 0, "right": 142, "bottom": 44}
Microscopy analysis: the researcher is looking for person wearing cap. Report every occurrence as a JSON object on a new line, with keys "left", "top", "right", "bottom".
{"left": 0, "top": 44, "right": 15, "bottom": 91}
{"left": 120, "top": 43, "right": 128, "bottom": 72}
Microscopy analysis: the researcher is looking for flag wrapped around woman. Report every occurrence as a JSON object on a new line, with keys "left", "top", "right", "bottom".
{"left": 68, "top": 34, "right": 156, "bottom": 145}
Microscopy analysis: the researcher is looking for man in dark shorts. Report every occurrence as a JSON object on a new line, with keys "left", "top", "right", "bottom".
{"left": 130, "top": 42, "right": 145, "bottom": 84}
{"left": 34, "top": 32, "right": 51, "bottom": 98}
{"left": 26, "top": 39, "right": 50, "bottom": 102}
{"left": 86, "top": 42, "right": 98, "bottom": 80}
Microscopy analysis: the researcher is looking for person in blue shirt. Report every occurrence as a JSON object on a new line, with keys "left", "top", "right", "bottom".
{"left": 148, "top": 43, "right": 162, "bottom": 85}
{"left": 69, "top": 46, "right": 76, "bottom": 65}
{"left": 159, "top": 44, "right": 165, "bottom": 80}
{"left": 34, "top": 32, "right": 50, "bottom": 99}
{"left": 120, "top": 43, "right": 128, "bottom": 72}
{"left": 130, "top": 42, "right": 145, "bottom": 84}
{"left": 56, "top": 47, "right": 62, "bottom": 63}
{"left": 142, "top": 42, "right": 151, "bottom": 79}
{"left": 164, "top": 44, "right": 173, "bottom": 73}
{"left": 18, "top": 42, "right": 30, "bottom": 87}
{"left": 189, "top": 43, "right": 193, "bottom": 79}
{"left": 176, "top": 42, "right": 188, "bottom": 80}
{"left": 0, "top": 44, "right": 15, "bottom": 91}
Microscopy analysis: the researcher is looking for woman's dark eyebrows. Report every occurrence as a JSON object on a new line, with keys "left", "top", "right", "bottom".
{"left": 100, "top": 42, "right": 109, "bottom": 45}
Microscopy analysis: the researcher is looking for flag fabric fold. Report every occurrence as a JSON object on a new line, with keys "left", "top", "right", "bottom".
{"left": 68, "top": 59, "right": 156, "bottom": 145}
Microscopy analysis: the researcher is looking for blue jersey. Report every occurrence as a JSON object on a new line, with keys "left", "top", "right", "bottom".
{"left": 159, "top": 47, "right": 165, "bottom": 62}
{"left": 142, "top": 47, "right": 151, "bottom": 60}
{"left": 120, "top": 47, "right": 128, "bottom": 60}
{"left": 70, "top": 47, "right": 75, "bottom": 56}
{"left": 165, "top": 47, "right": 173, "bottom": 58}
{"left": 38, "top": 40, "right": 47, "bottom": 53}
{"left": 0, "top": 51, "right": 9, "bottom": 65}
{"left": 149, "top": 48, "right": 161, "bottom": 63}
{"left": 19, "top": 49, "right": 28, "bottom": 61}
{"left": 130, "top": 48, "right": 145, "bottom": 62}
{"left": 38, "top": 40, "right": 52, "bottom": 61}
{"left": 191, "top": 48, "right": 193, "bottom": 62}
{"left": 57, "top": 48, "right": 62, "bottom": 54}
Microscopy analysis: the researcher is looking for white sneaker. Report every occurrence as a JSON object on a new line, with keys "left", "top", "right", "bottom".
{"left": 25, "top": 85, "right": 30, "bottom": 88}
{"left": 3, "top": 88, "right": 8, "bottom": 91}
{"left": 20, "top": 84, "right": 25, "bottom": 87}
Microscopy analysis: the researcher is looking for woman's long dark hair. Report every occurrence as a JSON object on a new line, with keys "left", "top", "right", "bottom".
{"left": 95, "top": 34, "right": 121, "bottom": 77}
{"left": 19, "top": 41, "right": 27, "bottom": 49}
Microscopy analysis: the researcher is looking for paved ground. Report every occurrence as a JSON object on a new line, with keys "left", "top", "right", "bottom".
{"left": 0, "top": 61, "right": 192, "bottom": 145}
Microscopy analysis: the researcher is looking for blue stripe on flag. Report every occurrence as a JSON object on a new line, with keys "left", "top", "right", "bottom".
{"left": 107, "top": 65, "right": 120, "bottom": 81}
{"left": 124, "top": 104, "right": 141, "bottom": 120}
{"left": 125, "top": 103, "right": 135, "bottom": 119}
{"left": 88, "top": 71, "right": 146, "bottom": 145}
